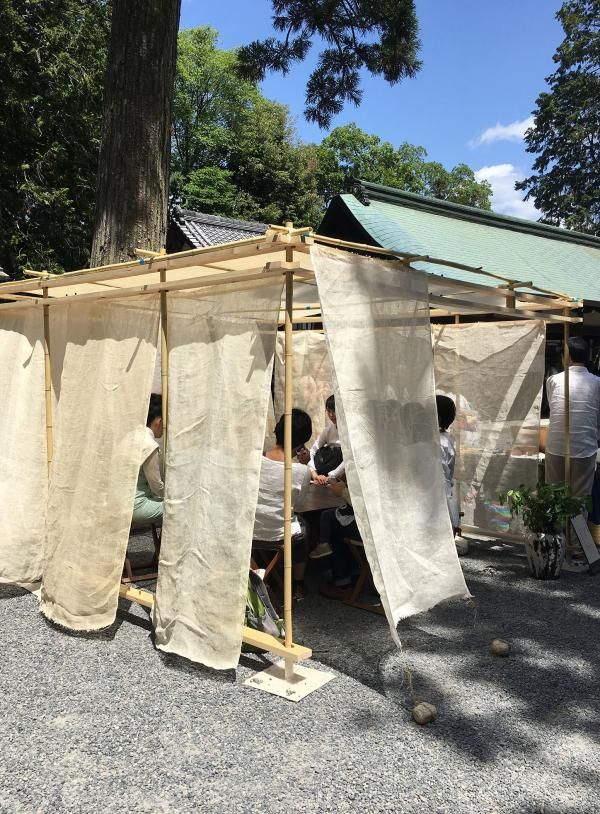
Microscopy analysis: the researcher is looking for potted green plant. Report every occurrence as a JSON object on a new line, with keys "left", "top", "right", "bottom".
{"left": 500, "top": 483, "right": 588, "bottom": 579}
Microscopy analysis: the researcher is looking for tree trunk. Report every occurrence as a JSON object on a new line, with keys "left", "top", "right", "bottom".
{"left": 90, "top": 0, "right": 181, "bottom": 267}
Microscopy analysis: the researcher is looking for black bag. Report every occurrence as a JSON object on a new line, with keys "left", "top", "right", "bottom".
{"left": 313, "top": 444, "right": 343, "bottom": 476}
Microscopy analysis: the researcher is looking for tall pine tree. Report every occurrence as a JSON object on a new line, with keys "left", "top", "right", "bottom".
{"left": 517, "top": 1, "right": 600, "bottom": 234}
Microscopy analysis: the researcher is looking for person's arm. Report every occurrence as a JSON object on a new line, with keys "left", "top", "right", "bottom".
{"left": 328, "top": 460, "right": 345, "bottom": 480}
{"left": 309, "top": 428, "right": 327, "bottom": 469}
{"left": 142, "top": 449, "right": 164, "bottom": 498}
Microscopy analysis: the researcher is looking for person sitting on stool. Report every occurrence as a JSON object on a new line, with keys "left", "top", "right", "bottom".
{"left": 132, "top": 400, "right": 164, "bottom": 526}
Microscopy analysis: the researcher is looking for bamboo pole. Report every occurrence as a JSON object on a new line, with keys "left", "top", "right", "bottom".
{"left": 563, "top": 310, "right": 571, "bottom": 488}
{"left": 43, "top": 288, "right": 53, "bottom": 472}
{"left": 283, "top": 254, "right": 294, "bottom": 673}
{"left": 160, "top": 270, "right": 168, "bottom": 462}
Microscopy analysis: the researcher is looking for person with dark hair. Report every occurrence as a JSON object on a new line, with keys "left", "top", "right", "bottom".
{"left": 436, "top": 394, "right": 468, "bottom": 555}
{"left": 253, "top": 409, "right": 313, "bottom": 601}
{"left": 546, "top": 336, "right": 600, "bottom": 498}
{"left": 309, "top": 393, "right": 345, "bottom": 487}
{"left": 132, "top": 398, "right": 164, "bottom": 525}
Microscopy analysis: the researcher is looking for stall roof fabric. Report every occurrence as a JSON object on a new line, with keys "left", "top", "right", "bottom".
{"left": 318, "top": 181, "right": 600, "bottom": 304}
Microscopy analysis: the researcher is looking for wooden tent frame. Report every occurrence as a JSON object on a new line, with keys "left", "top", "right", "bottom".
{"left": 0, "top": 225, "right": 582, "bottom": 687}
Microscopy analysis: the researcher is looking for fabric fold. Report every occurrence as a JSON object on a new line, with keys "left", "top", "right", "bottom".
{"left": 153, "top": 277, "right": 284, "bottom": 669}
{"left": 311, "top": 245, "right": 470, "bottom": 642}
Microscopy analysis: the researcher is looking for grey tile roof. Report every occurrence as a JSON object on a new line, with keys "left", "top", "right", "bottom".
{"left": 171, "top": 207, "right": 268, "bottom": 248}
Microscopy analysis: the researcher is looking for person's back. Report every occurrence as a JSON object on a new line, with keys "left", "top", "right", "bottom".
{"left": 546, "top": 367, "right": 600, "bottom": 458}
{"left": 545, "top": 337, "right": 600, "bottom": 498}
{"left": 253, "top": 456, "right": 310, "bottom": 541}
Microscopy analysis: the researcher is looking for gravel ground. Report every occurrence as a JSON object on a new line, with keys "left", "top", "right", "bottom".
{"left": 1, "top": 536, "right": 599, "bottom": 814}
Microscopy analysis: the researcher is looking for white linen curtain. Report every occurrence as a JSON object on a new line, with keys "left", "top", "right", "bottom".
{"left": 0, "top": 307, "right": 47, "bottom": 584}
{"left": 274, "top": 331, "right": 333, "bottom": 447}
{"left": 311, "top": 245, "right": 469, "bottom": 641}
{"left": 432, "top": 321, "right": 545, "bottom": 535}
{"left": 40, "top": 297, "right": 160, "bottom": 630}
{"left": 153, "top": 277, "right": 284, "bottom": 669}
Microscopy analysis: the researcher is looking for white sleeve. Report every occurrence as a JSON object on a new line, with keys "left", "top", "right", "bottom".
{"left": 293, "top": 464, "right": 312, "bottom": 507}
{"left": 309, "top": 428, "right": 328, "bottom": 469}
{"left": 142, "top": 449, "right": 164, "bottom": 498}
{"left": 328, "top": 460, "right": 346, "bottom": 479}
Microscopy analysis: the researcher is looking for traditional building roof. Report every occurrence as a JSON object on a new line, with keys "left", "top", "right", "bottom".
{"left": 167, "top": 206, "right": 268, "bottom": 251}
{"left": 318, "top": 180, "right": 600, "bottom": 304}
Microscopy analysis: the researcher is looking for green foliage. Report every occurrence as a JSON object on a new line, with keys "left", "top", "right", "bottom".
{"left": 316, "top": 124, "right": 492, "bottom": 208}
{"left": 172, "top": 28, "right": 322, "bottom": 226}
{"left": 237, "top": 0, "right": 421, "bottom": 127}
{"left": 516, "top": 0, "right": 600, "bottom": 235}
{"left": 0, "top": 0, "right": 110, "bottom": 277}
{"left": 500, "top": 483, "right": 588, "bottom": 534}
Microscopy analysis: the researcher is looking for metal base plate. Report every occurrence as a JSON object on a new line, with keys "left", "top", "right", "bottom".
{"left": 244, "top": 659, "right": 335, "bottom": 702}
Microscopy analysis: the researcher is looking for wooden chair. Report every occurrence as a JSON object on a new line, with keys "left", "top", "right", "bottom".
{"left": 343, "top": 537, "right": 385, "bottom": 616}
{"left": 122, "top": 523, "right": 161, "bottom": 584}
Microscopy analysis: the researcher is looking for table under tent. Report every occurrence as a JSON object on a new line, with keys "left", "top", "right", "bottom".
{"left": 0, "top": 227, "right": 580, "bottom": 699}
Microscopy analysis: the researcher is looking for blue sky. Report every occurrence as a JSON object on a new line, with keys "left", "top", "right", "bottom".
{"left": 180, "top": 0, "right": 564, "bottom": 220}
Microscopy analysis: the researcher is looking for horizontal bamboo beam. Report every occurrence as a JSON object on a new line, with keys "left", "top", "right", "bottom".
{"left": 428, "top": 294, "right": 581, "bottom": 323}
{"left": 0, "top": 267, "right": 289, "bottom": 313}
{"left": 118, "top": 585, "right": 312, "bottom": 662}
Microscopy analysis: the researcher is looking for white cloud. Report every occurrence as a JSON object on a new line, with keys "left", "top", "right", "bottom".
{"left": 475, "top": 164, "right": 539, "bottom": 220}
{"left": 470, "top": 116, "right": 534, "bottom": 147}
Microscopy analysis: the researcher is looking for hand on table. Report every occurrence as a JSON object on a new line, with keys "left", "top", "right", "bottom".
{"left": 311, "top": 471, "right": 329, "bottom": 485}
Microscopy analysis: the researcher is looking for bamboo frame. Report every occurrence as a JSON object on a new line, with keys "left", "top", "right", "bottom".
{"left": 0, "top": 229, "right": 584, "bottom": 676}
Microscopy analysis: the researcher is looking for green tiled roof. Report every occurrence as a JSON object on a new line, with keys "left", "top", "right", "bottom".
{"left": 318, "top": 182, "right": 600, "bottom": 304}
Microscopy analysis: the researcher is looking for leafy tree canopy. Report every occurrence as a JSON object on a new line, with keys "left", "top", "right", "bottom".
{"left": 173, "top": 31, "right": 491, "bottom": 226}
{"left": 237, "top": 0, "right": 422, "bottom": 127}
{"left": 0, "top": 0, "right": 110, "bottom": 278}
{"left": 517, "top": 0, "right": 600, "bottom": 234}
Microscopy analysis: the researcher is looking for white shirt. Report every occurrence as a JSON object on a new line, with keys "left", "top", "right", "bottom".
{"left": 439, "top": 430, "right": 459, "bottom": 528}
{"left": 309, "top": 422, "right": 345, "bottom": 479}
{"left": 546, "top": 367, "right": 600, "bottom": 458}
{"left": 140, "top": 426, "right": 164, "bottom": 498}
{"left": 253, "top": 457, "right": 311, "bottom": 542}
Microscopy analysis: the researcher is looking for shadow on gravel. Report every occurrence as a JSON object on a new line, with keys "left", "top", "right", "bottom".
{"left": 296, "top": 541, "right": 600, "bottom": 777}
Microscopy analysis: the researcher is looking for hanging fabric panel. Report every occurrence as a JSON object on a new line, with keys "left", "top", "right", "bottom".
{"left": 0, "top": 307, "right": 47, "bottom": 584}
{"left": 274, "top": 331, "right": 333, "bottom": 447}
{"left": 432, "top": 321, "right": 545, "bottom": 536}
{"left": 311, "top": 246, "right": 469, "bottom": 641}
{"left": 40, "top": 296, "right": 160, "bottom": 630}
{"left": 153, "top": 277, "right": 284, "bottom": 670}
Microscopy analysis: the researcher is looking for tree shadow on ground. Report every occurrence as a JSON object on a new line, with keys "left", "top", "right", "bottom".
{"left": 295, "top": 540, "right": 600, "bottom": 776}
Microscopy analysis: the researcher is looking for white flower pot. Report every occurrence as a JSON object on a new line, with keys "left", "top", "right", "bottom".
{"left": 525, "top": 532, "right": 565, "bottom": 580}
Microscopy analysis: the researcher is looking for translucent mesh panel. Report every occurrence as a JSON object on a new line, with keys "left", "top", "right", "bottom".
{"left": 40, "top": 297, "right": 160, "bottom": 630}
{"left": 274, "top": 331, "right": 333, "bottom": 447}
{"left": 311, "top": 246, "right": 469, "bottom": 640}
{"left": 432, "top": 321, "right": 545, "bottom": 536}
{"left": 0, "top": 308, "right": 47, "bottom": 584}
{"left": 153, "top": 277, "right": 283, "bottom": 669}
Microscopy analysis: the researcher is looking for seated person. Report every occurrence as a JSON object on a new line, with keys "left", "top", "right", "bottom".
{"left": 436, "top": 394, "right": 468, "bottom": 556}
{"left": 309, "top": 394, "right": 344, "bottom": 485}
{"left": 253, "top": 409, "right": 313, "bottom": 601}
{"left": 313, "top": 479, "right": 363, "bottom": 600}
{"left": 132, "top": 400, "right": 164, "bottom": 526}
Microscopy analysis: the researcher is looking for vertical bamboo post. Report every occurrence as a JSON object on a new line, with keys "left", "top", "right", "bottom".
{"left": 563, "top": 310, "right": 572, "bottom": 557}
{"left": 563, "top": 311, "right": 570, "bottom": 487}
{"left": 453, "top": 314, "right": 462, "bottom": 528}
{"left": 283, "top": 249, "right": 294, "bottom": 668}
{"left": 160, "top": 269, "right": 168, "bottom": 462}
{"left": 43, "top": 285, "right": 53, "bottom": 473}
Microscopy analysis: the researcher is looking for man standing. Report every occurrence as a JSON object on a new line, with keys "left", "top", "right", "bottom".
{"left": 545, "top": 337, "right": 600, "bottom": 498}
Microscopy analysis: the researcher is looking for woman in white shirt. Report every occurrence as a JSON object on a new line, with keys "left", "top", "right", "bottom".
{"left": 132, "top": 399, "right": 164, "bottom": 526}
{"left": 253, "top": 409, "right": 312, "bottom": 601}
